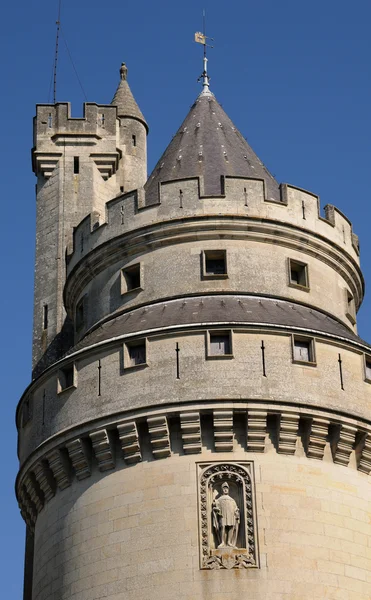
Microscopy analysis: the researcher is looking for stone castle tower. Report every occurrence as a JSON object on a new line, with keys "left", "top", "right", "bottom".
{"left": 17, "top": 60, "right": 371, "bottom": 600}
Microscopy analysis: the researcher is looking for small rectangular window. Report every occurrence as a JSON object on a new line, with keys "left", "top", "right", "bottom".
{"left": 73, "top": 156, "right": 80, "bottom": 174}
{"left": 124, "top": 340, "right": 147, "bottom": 369}
{"left": 345, "top": 289, "right": 356, "bottom": 325}
{"left": 365, "top": 356, "right": 371, "bottom": 383}
{"left": 99, "top": 113, "right": 105, "bottom": 127}
{"left": 292, "top": 336, "right": 316, "bottom": 365}
{"left": 121, "top": 264, "right": 141, "bottom": 294}
{"left": 48, "top": 113, "right": 53, "bottom": 128}
{"left": 58, "top": 364, "right": 76, "bottom": 393}
{"left": 132, "top": 134, "right": 136, "bottom": 147}
{"left": 208, "top": 331, "right": 233, "bottom": 359}
{"left": 203, "top": 250, "right": 228, "bottom": 278}
{"left": 288, "top": 259, "right": 309, "bottom": 290}
{"left": 75, "top": 297, "right": 85, "bottom": 331}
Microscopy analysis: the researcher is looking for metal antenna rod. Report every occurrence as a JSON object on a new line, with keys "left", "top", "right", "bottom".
{"left": 53, "top": 0, "right": 62, "bottom": 104}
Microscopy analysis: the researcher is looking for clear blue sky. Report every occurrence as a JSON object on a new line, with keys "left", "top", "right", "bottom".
{"left": 1, "top": 0, "right": 370, "bottom": 596}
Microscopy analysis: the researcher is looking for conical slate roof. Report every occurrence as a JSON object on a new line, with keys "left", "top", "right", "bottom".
{"left": 111, "top": 63, "right": 148, "bottom": 131}
{"left": 145, "top": 92, "right": 280, "bottom": 206}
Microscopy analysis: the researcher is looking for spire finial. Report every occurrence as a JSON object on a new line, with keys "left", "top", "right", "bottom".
{"left": 120, "top": 63, "right": 128, "bottom": 81}
{"left": 195, "top": 10, "right": 214, "bottom": 97}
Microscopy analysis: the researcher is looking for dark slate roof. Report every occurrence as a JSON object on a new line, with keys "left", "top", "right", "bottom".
{"left": 111, "top": 63, "right": 148, "bottom": 131}
{"left": 145, "top": 93, "right": 281, "bottom": 206}
{"left": 66, "top": 296, "right": 370, "bottom": 357}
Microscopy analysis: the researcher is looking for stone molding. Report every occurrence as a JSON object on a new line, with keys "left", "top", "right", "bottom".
{"left": 16, "top": 402, "right": 371, "bottom": 531}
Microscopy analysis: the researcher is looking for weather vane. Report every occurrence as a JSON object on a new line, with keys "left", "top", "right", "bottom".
{"left": 195, "top": 10, "right": 214, "bottom": 95}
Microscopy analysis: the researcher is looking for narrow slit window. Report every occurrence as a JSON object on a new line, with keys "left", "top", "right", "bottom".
{"left": 203, "top": 250, "right": 227, "bottom": 278}
{"left": 293, "top": 336, "right": 315, "bottom": 364}
{"left": 99, "top": 113, "right": 105, "bottom": 127}
{"left": 289, "top": 259, "right": 309, "bottom": 289}
{"left": 43, "top": 304, "right": 48, "bottom": 330}
{"left": 132, "top": 134, "right": 137, "bottom": 147}
{"left": 73, "top": 156, "right": 80, "bottom": 174}
{"left": 208, "top": 331, "right": 232, "bottom": 358}
{"left": 48, "top": 113, "right": 53, "bottom": 128}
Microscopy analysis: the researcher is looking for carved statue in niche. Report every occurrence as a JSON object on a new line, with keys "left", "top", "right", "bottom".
{"left": 198, "top": 462, "right": 259, "bottom": 570}
{"left": 212, "top": 482, "right": 240, "bottom": 548}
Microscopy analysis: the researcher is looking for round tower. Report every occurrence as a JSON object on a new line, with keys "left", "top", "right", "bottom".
{"left": 111, "top": 62, "right": 148, "bottom": 194}
{"left": 17, "top": 61, "right": 371, "bottom": 600}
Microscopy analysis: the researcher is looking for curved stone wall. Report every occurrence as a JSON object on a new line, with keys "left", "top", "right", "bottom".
{"left": 22, "top": 424, "right": 371, "bottom": 600}
{"left": 67, "top": 237, "right": 361, "bottom": 339}
{"left": 17, "top": 323, "right": 371, "bottom": 464}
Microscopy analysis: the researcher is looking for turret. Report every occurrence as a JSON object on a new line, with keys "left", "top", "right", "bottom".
{"left": 111, "top": 62, "right": 148, "bottom": 193}
{"left": 31, "top": 64, "right": 147, "bottom": 376}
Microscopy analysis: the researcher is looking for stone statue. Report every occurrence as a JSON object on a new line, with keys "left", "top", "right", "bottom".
{"left": 212, "top": 481, "right": 240, "bottom": 548}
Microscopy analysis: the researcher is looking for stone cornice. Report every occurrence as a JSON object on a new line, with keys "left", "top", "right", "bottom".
{"left": 16, "top": 400, "right": 371, "bottom": 532}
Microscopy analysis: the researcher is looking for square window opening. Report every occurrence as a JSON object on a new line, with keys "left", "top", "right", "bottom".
{"left": 208, "top": 331, "right": 232, "bottom": 357}
{"left": 122, "top": 264, "right": 141, "bottom": 293}
{"left": 293, "top": 336, "right": 315, "bottom": 364}
{"left": 125, "top": 341, "right": 146, "bottom": 368}
{"left": 289, "top": 259, "right": 309, "bottom": 289}
{"left": 203, "top": 250, "right": 227, "bottom": 277}
{"left": 58, "top": 364, "right": 76, "bottom": 393}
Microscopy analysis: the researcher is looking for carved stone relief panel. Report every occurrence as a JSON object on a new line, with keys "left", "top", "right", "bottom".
{"left": 198, "top": 462, "right": 259, "bottom": 570}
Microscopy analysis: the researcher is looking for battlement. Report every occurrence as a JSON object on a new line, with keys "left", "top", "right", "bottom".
{"left": 66, "top": 178, "right": 361, "bottom": 277}
{"left": 33, "top": 102, "right": 118, "bottom": 154}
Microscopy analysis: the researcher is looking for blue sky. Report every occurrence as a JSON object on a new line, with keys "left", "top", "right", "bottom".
{"left": 1, "top": 0, "right": 370, "bottom": 596}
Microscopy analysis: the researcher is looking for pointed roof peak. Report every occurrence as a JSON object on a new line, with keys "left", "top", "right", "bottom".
{"left": 145, "top": 92, "right": 280, "bottom": 206}
{"left": 111, "top": 62, "right": 148, "bottom": 131}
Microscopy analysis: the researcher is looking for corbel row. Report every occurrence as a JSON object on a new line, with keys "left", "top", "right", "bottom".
{"left": 17, "top": 407, "right": 371, "bottom": 530}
